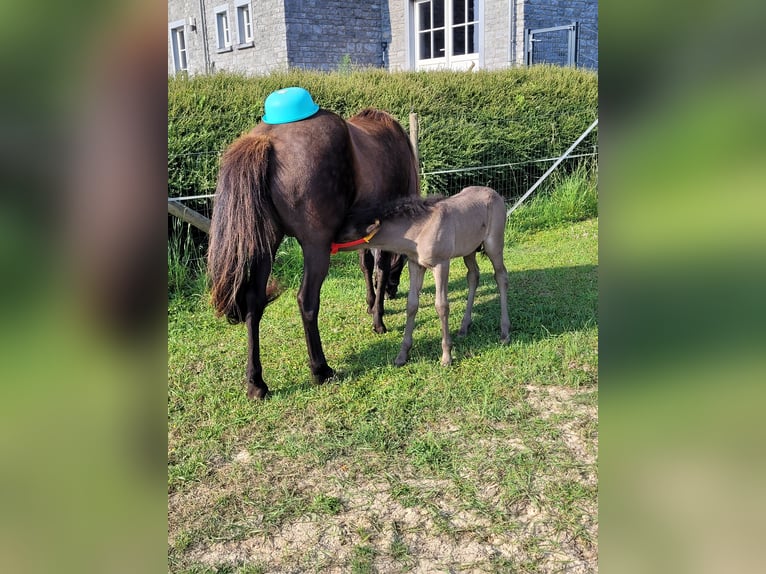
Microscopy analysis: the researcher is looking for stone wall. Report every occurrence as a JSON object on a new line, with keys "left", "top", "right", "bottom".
{"left": 168, "top": 0, "right": 206, "bottom": 74}
{"left": 482, "top": 0, "right": 511, "bottom": 69}
{"left": 524, "top": 0, "right": 598, "bottom": 69}
{"left": 285, "top": 0, "right": 385, "bottom": 71}
{"left": 168, "top": 0, "right": 597, "bottom": 75}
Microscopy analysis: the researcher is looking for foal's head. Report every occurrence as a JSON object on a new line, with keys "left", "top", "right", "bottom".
{"left": 335, "top": 195, "right": 446, "bottom": 243}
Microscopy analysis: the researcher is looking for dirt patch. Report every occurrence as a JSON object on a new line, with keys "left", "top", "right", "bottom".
{"left": 174, "top": 447, "right": 596, "bottom": 573}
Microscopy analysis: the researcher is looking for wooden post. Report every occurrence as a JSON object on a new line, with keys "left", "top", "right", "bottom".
{"left": 168, "top": 199, "right": 211, "bottom": 233}
{"left": 408, "top": 112, "right": 419, "bottom": 167}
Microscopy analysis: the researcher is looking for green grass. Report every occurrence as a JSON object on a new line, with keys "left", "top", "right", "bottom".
{"left": 168, "top": 184, "right": 597, "bottom": 571}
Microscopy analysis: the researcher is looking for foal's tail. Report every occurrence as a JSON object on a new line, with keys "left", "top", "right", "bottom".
{"left": 208, "top": 133, "right": 281, "bottom": 323}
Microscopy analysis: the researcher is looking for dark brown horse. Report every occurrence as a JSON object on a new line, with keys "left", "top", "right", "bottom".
{"left": 208, "top": 108, "right": 419, "bottom": 399}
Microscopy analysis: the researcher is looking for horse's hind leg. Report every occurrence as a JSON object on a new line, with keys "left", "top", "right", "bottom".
{"left": 433, "top": 261, "right": 453, "bottom": 366}
{"left": 370, "top": 250, "right": 392, "bottom": 334}
{"left": 386, "top": 253, "right": 406, "bottom": 299}
{"left": 298, "top": 244, "right": 335, "bottom": 383}
{"left": 458, "top": 252, "right": 480, "bottom": 337}
{"left": 395, "top": 260, "right": 426, "bottom": 367}
{"left": 358, "top": 250, "right": 376, "bottom": 315}
{"left": 244, "top": 250, "right": 278, "bottom": 400}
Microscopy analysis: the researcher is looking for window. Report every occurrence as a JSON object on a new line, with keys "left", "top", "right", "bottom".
{"left": 451, "top": 0, "right": 478, "bottom": 56}
{"left": 169, "top": 21, "right": 188, "bottom": 73}
{"left": 414, "top": 0, "right": 479, "bottom": 69}
{"left": 417, "top": 0, "right": 445, "bottom": 60}
{"left": 215, "top": 5, "right": 231, "bottom": 50}
{"left": 235, "top": 0, "right": 253, "bottom": 46}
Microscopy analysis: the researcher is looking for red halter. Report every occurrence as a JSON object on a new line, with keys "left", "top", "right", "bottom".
{"left": 330, "top": 227, "right": 379, "bottom": 255}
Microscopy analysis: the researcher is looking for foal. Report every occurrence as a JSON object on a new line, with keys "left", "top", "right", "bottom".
{"left": 333, "top": 186, "right": 510, "bottom": 366}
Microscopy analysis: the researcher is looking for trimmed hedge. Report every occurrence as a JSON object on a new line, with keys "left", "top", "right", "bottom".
{"left": 168, "top": 66, "right": 597, "bottom": 198}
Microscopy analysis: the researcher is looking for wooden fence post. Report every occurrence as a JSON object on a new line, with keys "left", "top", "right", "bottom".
{"left": 168, "top": 199, "right": 211, "bottom": 233}
{"left": 409, "top": 112, "right": 419, "bottom": 167}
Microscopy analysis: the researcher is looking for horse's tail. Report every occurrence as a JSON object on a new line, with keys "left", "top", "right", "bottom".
{"left": 208, "top": 133, "right": 281, "bottom": 324}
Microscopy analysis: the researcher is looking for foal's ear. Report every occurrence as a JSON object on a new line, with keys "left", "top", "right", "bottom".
{"left": 366, "top": 219, "right": 381, "bottom": 234}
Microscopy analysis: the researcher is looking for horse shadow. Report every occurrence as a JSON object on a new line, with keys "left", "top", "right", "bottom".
{"left": 335, "top": 263, "right": 598, "bottom": 379}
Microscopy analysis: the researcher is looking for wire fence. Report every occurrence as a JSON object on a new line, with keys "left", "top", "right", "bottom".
{"left": 168, "top": 113, "right": 598, "bottom": 272}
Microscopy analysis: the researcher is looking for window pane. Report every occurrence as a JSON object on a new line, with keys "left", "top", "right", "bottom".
{"left": 433, "top": 0, "right": 444, "bottom": 28}
{"left": 453, "top": 0, "right": 465, "bottom": 25}
{"left": 172, "top": 34, "right": 181, "bottom": 70}
{"left": 245, "top": 7, "right": 252, "bottom": 39}
{"left": 434, "top": 29, "right": 445, "bottom": 57}
{"left": 453, "top": 26, "right": 465, "bottom": 55}
{"left": 419, "top": 31, "right": 432, "bottom": 59}
{"left": 467, "top": 23, "right": 476, "bottom": 53}
{"left": 418, "top": 2, "right": 430, "bottom": 31}
{"left": 468, "top": 0, "right": 476, "bottom": 22}
{"left": 177, "top": 29, "right": 185, "bottom": 50}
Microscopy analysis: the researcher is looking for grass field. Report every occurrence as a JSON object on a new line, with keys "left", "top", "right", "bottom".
{"left": 168, "top": 177, "right": 598, "bottom": 572}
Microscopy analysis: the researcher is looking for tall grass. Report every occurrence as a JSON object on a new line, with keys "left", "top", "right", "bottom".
{"left": 508, "top": 163, "right": 598, "bottom": 241}
{"left": 168, "top": 220, "right": 208, "bottom": 298}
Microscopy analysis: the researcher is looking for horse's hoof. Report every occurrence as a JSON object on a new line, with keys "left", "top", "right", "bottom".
{"left": 441, "top": 357, "right": 453, "bottom": 367}
{"left": 246, "top": 382, "right": 269, "bottom": 400}
{"left": 312, "top": 365, "right": 335, "bottom": 384}
{"left": 373, "top": 324, "right": 387, "bottom": 335}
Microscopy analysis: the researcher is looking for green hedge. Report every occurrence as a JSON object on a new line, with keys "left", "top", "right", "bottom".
{"left": 168, "top": 66, "right": 597, "bottom": 198}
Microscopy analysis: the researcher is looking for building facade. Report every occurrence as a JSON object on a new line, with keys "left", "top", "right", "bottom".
{"left": 168, "top": 0, "right": 597, "bottom": 76}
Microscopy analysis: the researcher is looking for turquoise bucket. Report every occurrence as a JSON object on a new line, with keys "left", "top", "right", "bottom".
{"left": 262, "top": 87, "right": 320, "bottom": 124}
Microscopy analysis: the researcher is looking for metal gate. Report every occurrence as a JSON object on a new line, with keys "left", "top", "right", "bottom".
{"left": 526, "top": 22, "right": 579, "bottom": 67}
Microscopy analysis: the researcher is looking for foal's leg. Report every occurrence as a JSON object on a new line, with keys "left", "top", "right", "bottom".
{"left": 484, "top": 243, "right": 511, "bottom": 344}
{"left": 395, "top": 260, "right": 426, "bottom": 367}
{"left": 244, "top": 249, "right": 278, "bottom": 400}
{"left": 458, "top": 251, "right": 480, "bottom": 337}
{"left": 433, "top": 261, "right": 453, "bottom": 366}
{"left": 298, "top": 244, "right": 335, "bottom": 383}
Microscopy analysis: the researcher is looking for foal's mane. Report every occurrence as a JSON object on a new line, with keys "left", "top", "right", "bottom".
{"left": 346, "top": 195, "right": 446, "bottom": 228}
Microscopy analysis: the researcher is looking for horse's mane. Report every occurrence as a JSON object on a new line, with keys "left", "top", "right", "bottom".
{"left": 347, "top": 108, "right": 421, "bottom": 197}
{"left": 350, "top": 108, "right": 400, "bottom": 129}
{"left": 346, "top": 195, "right": 446, "bottom": 228}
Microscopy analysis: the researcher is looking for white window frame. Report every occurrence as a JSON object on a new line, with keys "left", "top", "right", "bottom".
{"left": 214, "top": 5, "right": 232, "bottom": 51}
{"left": 169, "top": 20, "right": 188, "bottom": 73}
{"left": 235, "top": 0, "right": 254, "bottom": 47}
{"left": 412, "top": 0, "right": 481, "bottom": 70}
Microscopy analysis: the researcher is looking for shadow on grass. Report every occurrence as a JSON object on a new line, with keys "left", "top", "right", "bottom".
{"left": 335, "top": 263, "right": 597, "bottom": 379}
{"left": 226, "top": 263, "right": 597, "bottom": 400}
